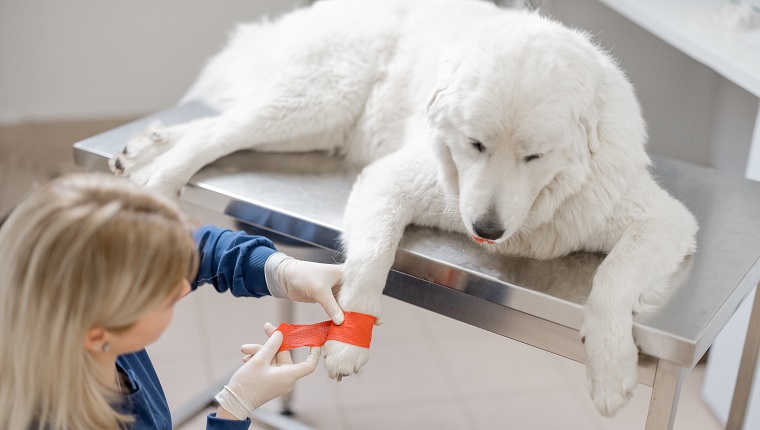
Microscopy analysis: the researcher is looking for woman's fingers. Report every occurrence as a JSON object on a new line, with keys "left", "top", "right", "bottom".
{"left": 286, "top": 346, "right": 321, "bottom": 379}
{"left": 241, "top": 344, "right": 263, "bottom": 363}
{"left": 264, "top": 322, "right": 293, "bottom": 365}
{"left": 253, "top": 331, "right": 283, "bottom": 365}
{"left": 316, "top": 290, "right": 345, "bottom": 325}
{"left": 241, "top": 344, "right": 263, "bottom": 355}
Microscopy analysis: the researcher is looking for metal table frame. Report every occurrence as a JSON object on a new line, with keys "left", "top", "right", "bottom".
{"left": 73, "top": 103, "right": 760, "bottom": 429}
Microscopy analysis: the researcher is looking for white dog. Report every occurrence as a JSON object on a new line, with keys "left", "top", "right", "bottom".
{"left": 111, "top": 0, "right": 697, "bottom": 417}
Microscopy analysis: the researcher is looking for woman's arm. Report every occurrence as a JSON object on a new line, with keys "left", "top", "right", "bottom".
{"left": 193, "top": 225, "right": 278, "bottom": 297}
{"left": 192, "top": 225, "right": 345, "bottom": 323}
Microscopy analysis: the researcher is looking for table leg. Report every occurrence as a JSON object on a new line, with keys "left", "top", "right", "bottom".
{"left": 645, "top": 359, "right": 689, "bottom": 430}
{"left": 279, "top": 298, "right": 296, "bottom": 415}
{"left": 727, "top": 284, "right": 760, "bottom": 430}
{"left": 744, "top": 101, "right": 760, "bottom": 182}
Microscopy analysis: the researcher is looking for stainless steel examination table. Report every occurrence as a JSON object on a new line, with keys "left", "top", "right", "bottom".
{"left": 73, "top": 102, "right": 760, "bottom": 430}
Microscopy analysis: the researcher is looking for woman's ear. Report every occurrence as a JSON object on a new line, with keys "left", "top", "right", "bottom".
{"left": 84, "top": 326, "right": 107, "bottom": 353}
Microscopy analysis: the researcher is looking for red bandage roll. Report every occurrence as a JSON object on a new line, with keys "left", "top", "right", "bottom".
{"left": 276, "top": 321, "right": 332, "bottom": 351}
{"left": 275, "top": 311, "right": 377, "bottom": 352}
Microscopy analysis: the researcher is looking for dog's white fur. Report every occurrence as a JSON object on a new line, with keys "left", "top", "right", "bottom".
{"left": 111, "top": 0, "right": 698, "bottom": 416}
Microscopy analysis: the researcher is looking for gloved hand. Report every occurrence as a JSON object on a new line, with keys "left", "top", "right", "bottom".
{"left": 215, "top": 323, "right": 321, "bottom": 420}
{"left": 265, "top": 253, "right": 344, "bottom": 325}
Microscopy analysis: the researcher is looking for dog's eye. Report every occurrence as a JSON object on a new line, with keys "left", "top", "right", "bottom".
{"left": 470, "top": 140, "right": 486, "bottom": 153}
{"left": 524, "top": 154, "right": 542, "bottom": 163}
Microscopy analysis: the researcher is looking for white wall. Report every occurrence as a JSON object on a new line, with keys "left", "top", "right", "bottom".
{"left": 0, "top": 0, "right": 303, "bottom": 123}
{"left": 543, "top": 0, "right": 758, "bottom": 174}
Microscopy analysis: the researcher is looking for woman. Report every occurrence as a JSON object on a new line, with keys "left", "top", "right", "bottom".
{"left": 0, "top": 172, "right": 343, "bottom": 429}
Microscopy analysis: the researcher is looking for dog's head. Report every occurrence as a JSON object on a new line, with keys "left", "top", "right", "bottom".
{"left": 426, "top": 12, "right": 640, "bottom": 244}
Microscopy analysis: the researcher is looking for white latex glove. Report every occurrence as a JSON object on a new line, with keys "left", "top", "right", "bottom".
{"left": 215, "top": 323, "right": 320, "bottom": 420}
{"left": 265, "top": 253, "right": 344, "bottom": 325}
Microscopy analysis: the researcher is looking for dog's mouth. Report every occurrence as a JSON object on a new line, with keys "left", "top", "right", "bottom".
{"left": 471, "top": 235, "right": 496, "bottom": 245}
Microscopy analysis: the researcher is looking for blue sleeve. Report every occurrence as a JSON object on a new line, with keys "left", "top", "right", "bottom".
{"left": 206, "top": 412, "right": 251, "bottom": 429}
{"left": 192, "top": 225, "right": 278, "bottom": 298}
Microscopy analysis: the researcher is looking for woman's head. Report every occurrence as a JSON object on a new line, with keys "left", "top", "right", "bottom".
{"left": 0, "top": 172, "right": 198, "bottom": 430}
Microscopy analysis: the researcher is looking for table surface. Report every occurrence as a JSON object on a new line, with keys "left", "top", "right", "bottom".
{"left": 73, "top": 102, "right": 760, "bottom": 369}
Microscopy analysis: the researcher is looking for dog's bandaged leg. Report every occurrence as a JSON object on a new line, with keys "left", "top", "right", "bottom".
{"left": 321, "top": 146, "right": 448, "bottom": 379}
{"left": 275, "top": 312, "right": 377, "bottom": 352}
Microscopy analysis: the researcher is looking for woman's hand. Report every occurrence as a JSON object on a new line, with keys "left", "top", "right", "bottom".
{"left": 267, "top": 254, "right": 345, "bottom": 325}
{"left": 215, "top": 323, "right": 320, "bottom": 420}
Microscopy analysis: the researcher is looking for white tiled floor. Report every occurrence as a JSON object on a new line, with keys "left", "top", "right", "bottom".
{"left": 166, "top": 294, "right": 722, "bottom": 430}
{"left": 0, "top": 122, "right": 725, "bottom": 430}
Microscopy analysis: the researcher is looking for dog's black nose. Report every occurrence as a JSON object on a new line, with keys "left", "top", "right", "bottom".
{"left": 472, "top": 219, "right": 505, "bottom": 241}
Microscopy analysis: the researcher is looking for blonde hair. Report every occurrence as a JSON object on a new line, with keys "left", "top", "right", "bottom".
{"left": 0, "top": 173, "right": 198, "bottom": 430}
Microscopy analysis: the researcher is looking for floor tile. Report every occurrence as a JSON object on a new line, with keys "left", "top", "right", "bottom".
{"left": 344, "top": 400, "right": 472, "bottom": 430}
{"left": 281, "top": 411, "right": 347, "bottom": 430}
{"left": 193, "top": 286, "right": 281, "bottom": 382}
{"left": 433, "top": 332, "right": 569, "bottom": 398}
{"left": 147, "top": 290, "right": 209, "bottom": 361}
{"left": 417, "top": 303, "right": 505, "bottom": 344}
{"left": 285, "top": 368, "right": 343, "bottom": 415}
{"left": 175, "top": 406, "right": 215, "bottom": 430}
{"left": 155, "top": 355, "right": 214, "bottom": 416}
{"left": 673, "top": 364, "right": 723, "bottom": 430}
{"left": 549, "top": 351, "right": 723, "bottom": 430}
{"left": 332, "top": 336, "right": 456, "bottom": 410}
{"left": 465, "top": 389, "right": 600, "bottom": 430}
{"left": 546, "top": 349, "right": 591, "bottom": 388}
{"left": 370, "top": 296, "right": 430, "bottom": 344}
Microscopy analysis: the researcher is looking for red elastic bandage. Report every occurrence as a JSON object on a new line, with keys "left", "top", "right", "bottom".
{"left": 275, "top": 311, "right": 377, "bottom": 352}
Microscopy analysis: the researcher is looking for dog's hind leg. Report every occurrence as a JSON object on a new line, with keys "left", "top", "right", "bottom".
{"left": 111, "top": 63, "right": 379, "bottom": 196}
{"left": 580, "top": 184, "right": 697, "bottom": 417}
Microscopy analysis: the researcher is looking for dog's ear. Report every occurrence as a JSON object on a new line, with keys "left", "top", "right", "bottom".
{"left": 431, "top": 134, "right": 460, "bottom": 198}
{"left": 426, "top": 86, "right": 447, "bottom": 116}
{"left": 428, "top": 47, "right": 465, "bottom": 197}
{"left": 426, "top": 77, "right": 451, "bottom": 125}
{"left": 426, "top": 47, "right": 462, "bottom": 122}
{"left": 580, "top": 95, "right": 601, "bottom": 154}
{"left": 580, "top": 114, "right": 600, "bottom": 154}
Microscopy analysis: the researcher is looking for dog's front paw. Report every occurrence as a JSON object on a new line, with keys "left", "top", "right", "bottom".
{"left": 582, "top": 321, "right": 639, "bottom": 417}
{"left": 322, "top": 340, "right": 370, "bottom": 380}
{"left": 588, "top": 364, "right": 637, "bottom": 417}
{"left": 109, "top": 121, "right": 184, "bottom": 196}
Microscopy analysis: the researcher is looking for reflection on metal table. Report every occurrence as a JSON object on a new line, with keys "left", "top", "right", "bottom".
{"left": 73, "top": 102, "right": 760, "bottom": 430}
